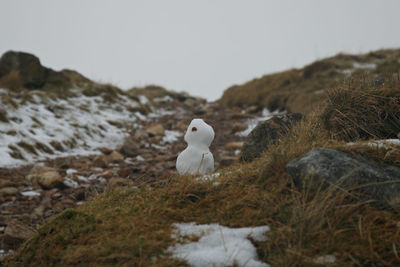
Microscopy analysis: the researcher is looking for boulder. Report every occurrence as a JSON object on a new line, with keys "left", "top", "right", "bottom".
{"left": 240, "top": 113, "right": 303, "bottom": 162}
{"left": 286, "top": 148, "right": 400, "bottom": 208}
{"left": 26, "top": 166, "right": 64, "bottom": 190}
{"left": 0, "top": 51, "right": 47, "bottom": 89}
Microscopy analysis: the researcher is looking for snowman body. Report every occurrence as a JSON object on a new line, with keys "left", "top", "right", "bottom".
{"left": 176, "top": 119, "right": 215, "bottom": 175}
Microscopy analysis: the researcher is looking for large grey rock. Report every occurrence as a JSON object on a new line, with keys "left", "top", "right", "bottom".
{"left": 26, "top": 166, "right": 64, "bottom": 190}
{"left": 0, "top": 51, "right": 48, "bottom": 89}
{"left": 286, "top": 148, "right": 400, "bottom": 208}
{"left": 240, "top": 113, "right": 303, "bottom": 162}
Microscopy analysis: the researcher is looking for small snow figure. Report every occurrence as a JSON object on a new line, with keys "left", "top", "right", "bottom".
{"left": 176, "top": 119, "right": 215, "bottom": 175}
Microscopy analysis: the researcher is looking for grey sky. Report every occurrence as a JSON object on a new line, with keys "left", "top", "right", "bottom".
{"left": 1, "top": 1, "right": 400, "bottom": 101}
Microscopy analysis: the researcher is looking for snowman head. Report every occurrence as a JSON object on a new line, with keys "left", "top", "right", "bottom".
{"left": 184, "top": 119, "right": 214, "bottom": 147}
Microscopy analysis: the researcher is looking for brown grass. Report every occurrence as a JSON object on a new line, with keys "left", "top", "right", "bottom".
{"left": 4, "top": 76, "right": 400, "bottom": 266}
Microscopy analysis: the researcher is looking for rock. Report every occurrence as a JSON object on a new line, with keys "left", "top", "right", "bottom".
{"left": 0, "top": 51, "right": 47, "bottom": 89}
{"left": 119, "top": 136, "right": 139, "bottom": 157}
{"left": 240, "top": 113, "right": 303, "bottom": 162}
{"left": 286, "top": 148, "right": 400, "bottom": 208}
{"left": 4, "top": 219, "right": 36, "bottom": 248}
{"left": 108, "top": 150, "right": 124, "bottom": 163}
{"left": 93, "top": 154, "right": 109, "bottom": 168}
{"left": 100, "top": 147, "right": 113, "bottom": 155}
{"left": 0, "top": 187, "right": 18, "bottom": 196}
{"left": 231, "top": 122, "right": 248, "bottom": 134}
{"left": 146, "top": 123, "right": 165, "bottom": 137}
{"left": 224, "top": 141, "right": 244, "bottom": 151}
{"left": 26, "top": 166, "right": 64, "bottom": 190}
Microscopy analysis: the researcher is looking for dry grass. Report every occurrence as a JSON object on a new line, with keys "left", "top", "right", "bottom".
{"left": 320, "top": 77, "right": 400, "bottom": 141}
{"left": 219, "top": 49, "right": 400, "bottom": 114}
{"left": 4, "top": 76, "right": 400, "bottom": 266}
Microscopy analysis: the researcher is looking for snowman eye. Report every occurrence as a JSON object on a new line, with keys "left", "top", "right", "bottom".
{"left": 192, "top": 127, "right": 197, "bottom": 132}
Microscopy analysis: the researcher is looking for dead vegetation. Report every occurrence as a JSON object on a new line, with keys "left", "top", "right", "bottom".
{"left": 4, "top": 76, "right": 400, "bottom": 266}
{"left": 219, "top": 49, "right": 400, "bottom": 114}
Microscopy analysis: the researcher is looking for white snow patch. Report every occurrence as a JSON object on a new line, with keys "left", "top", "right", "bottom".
{"left": 136, "top": 155, "right": 145, "bottom": 161}
{"left": 0, "top": 88, "right": 8, "bottom": 94}
{"left": 154, "top": 95, "right": 173, "bottom": 103}
{"left": 198, "top": 172, "right": 220, "bottom": 181}
{"left": 77, "top": 175, "right": 89, "bottom": 182}
{"left": 66, "top": 169, "right": 78, "bottom": 175}
{"left": 64, "top": 178, "right": 79, "bottom": 188}
{"left": 0, "top": 249, "right": 13, "bottom": 259}
{"left": 234, "top": 149, "right": 241, "bottom": 156}
{"left": 0, "top": 91, "right": 141, "bottom": 168}
{"left": 138, "top": 95, "right": 148, "bottom": 104}
{"left": 353, "top": 62, "right": 376, "bottom": 70}
{"left": 162, "top": 130, "right": 181, "bottom": 144}
{"left": 237, "top": 109, "right": 284, "bottom": 137}
{"left": 20, "top": 190, "right": 41, "bottom": 197}
{"left": 168, "top": 222, "right": 270, "bottom": 267}
{"left": 314, "top": 255, "right": 336, "bottom": 264}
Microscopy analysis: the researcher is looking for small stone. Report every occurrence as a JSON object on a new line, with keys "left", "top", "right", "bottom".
{"left": 26, "top": 166, "right": 64, "bottom": 190}
{"left": 0, "top": 187, "right": 18, "bottom": 196}
{"left": 231, "top": 122, "right": 248, "bottom": 133}
{"left": 224, "top": 142, "right": 244, "bottom": 151}
{"left": 146, "top": 123, "right": 165, "bottom": 137}
{"left": 4, "top": 219, "right": 36, "bottom": 248}
{"left": 93, "top": 154, "right": 109, "bottom": 168}
{"left": 108, "top": 151, "right": 124, "bottom": 163}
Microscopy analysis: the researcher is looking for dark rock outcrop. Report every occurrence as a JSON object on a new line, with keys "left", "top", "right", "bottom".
{"left": 286, "top": 148, "right": 400, "bottom": 208}
{"left": 240, "top": 113, "right": 303, "bottom": 162}
{"left": 0, "top": 51, "right": 88, "bottom": 90}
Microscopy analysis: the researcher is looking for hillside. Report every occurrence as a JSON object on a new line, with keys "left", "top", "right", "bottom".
{"left": 1, "top": 50, "right": 400, "bottom": 266}
{"left": 219, "top": 49, "right": 400, "bottom": 114}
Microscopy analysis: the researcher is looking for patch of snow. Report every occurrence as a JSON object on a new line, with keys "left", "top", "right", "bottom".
{"left": 151, "top": 143, "right": 166, "bottom": 150}
{"left": 93, "top": 167, "right": 104, "bottom": 172}
{"left": 353, "top": 62, "right": 376, "bottom": 70}
{"left": 341, "top": 69, "right": 354, "bottom": 76}
{"left": 0, "top": 88, "right": 8, "bottom": 94}
{"left": 20, "top": 190, "right": 41, "bottom": 197}
{"left": 0, "top": 91, "right": 141, "bottom": 168}
{"left": 197, "top": 172, "right": 220, "bottom": 181}
{"left": 77, "top": 175, "right": 89, "bottom": 182}
{"left": 0, "top": 249, "right": 13, "bottom": 259}
{"left": 64, "top": 178, "right": 79, "bottom": 188}
{"left": 154, "top": 95, "right": 173, "bottom": 103}
{"left": 314, "top": 255, "right": 336, "bottom": 264}
{"left": 138, "top": 95, "right": 148, "bottom": 104}
{"left": 234, "top": 149, "right": 241, "bottom": 156}
{"left": 66, "top": 169, "right": 78, "bottom": 175}
{"left": 136, "top": 155, "right": 145, "bottom": 161}
{"left": 134, "top": 111, "right": 147, "bottom": 121}
{"left": 168, "top": 222, "right": 270, "bottom": 267}
{"left": 237, "top": 108, "right": 284, "bottom": 137}
{"left": 162, "top": 130, "right": 182, "bottom": 144}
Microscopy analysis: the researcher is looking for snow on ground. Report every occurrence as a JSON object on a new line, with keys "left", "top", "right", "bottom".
{"left": 168, "top": 222, "right": 270, "bottom": 267}
{"left": 237, "top": 108, "right": 284, "bottom": 137}
{"left": 20, "top": 190, "right": 41, "bottom": 197}
{"left": 162, "top": 130, "right": 182, "bottom": 144}
{"left": 347, "top": 139, "right": 400, "bottom": 149}
{"left": 0, "top": 90, "right": 147, "bottom": 168}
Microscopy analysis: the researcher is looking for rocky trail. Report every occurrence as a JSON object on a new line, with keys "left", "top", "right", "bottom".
{"left": 0, "top": 94, "right": 270, "bottom": 256}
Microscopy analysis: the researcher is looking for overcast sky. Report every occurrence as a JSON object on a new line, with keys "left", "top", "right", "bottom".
{"left": 1, "top": 1, "right": 400, "bottom": 100}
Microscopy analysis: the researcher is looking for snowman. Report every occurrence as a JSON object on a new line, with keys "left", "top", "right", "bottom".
{"left": 176, "top": 119, "right": 215, "bottom": 175}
